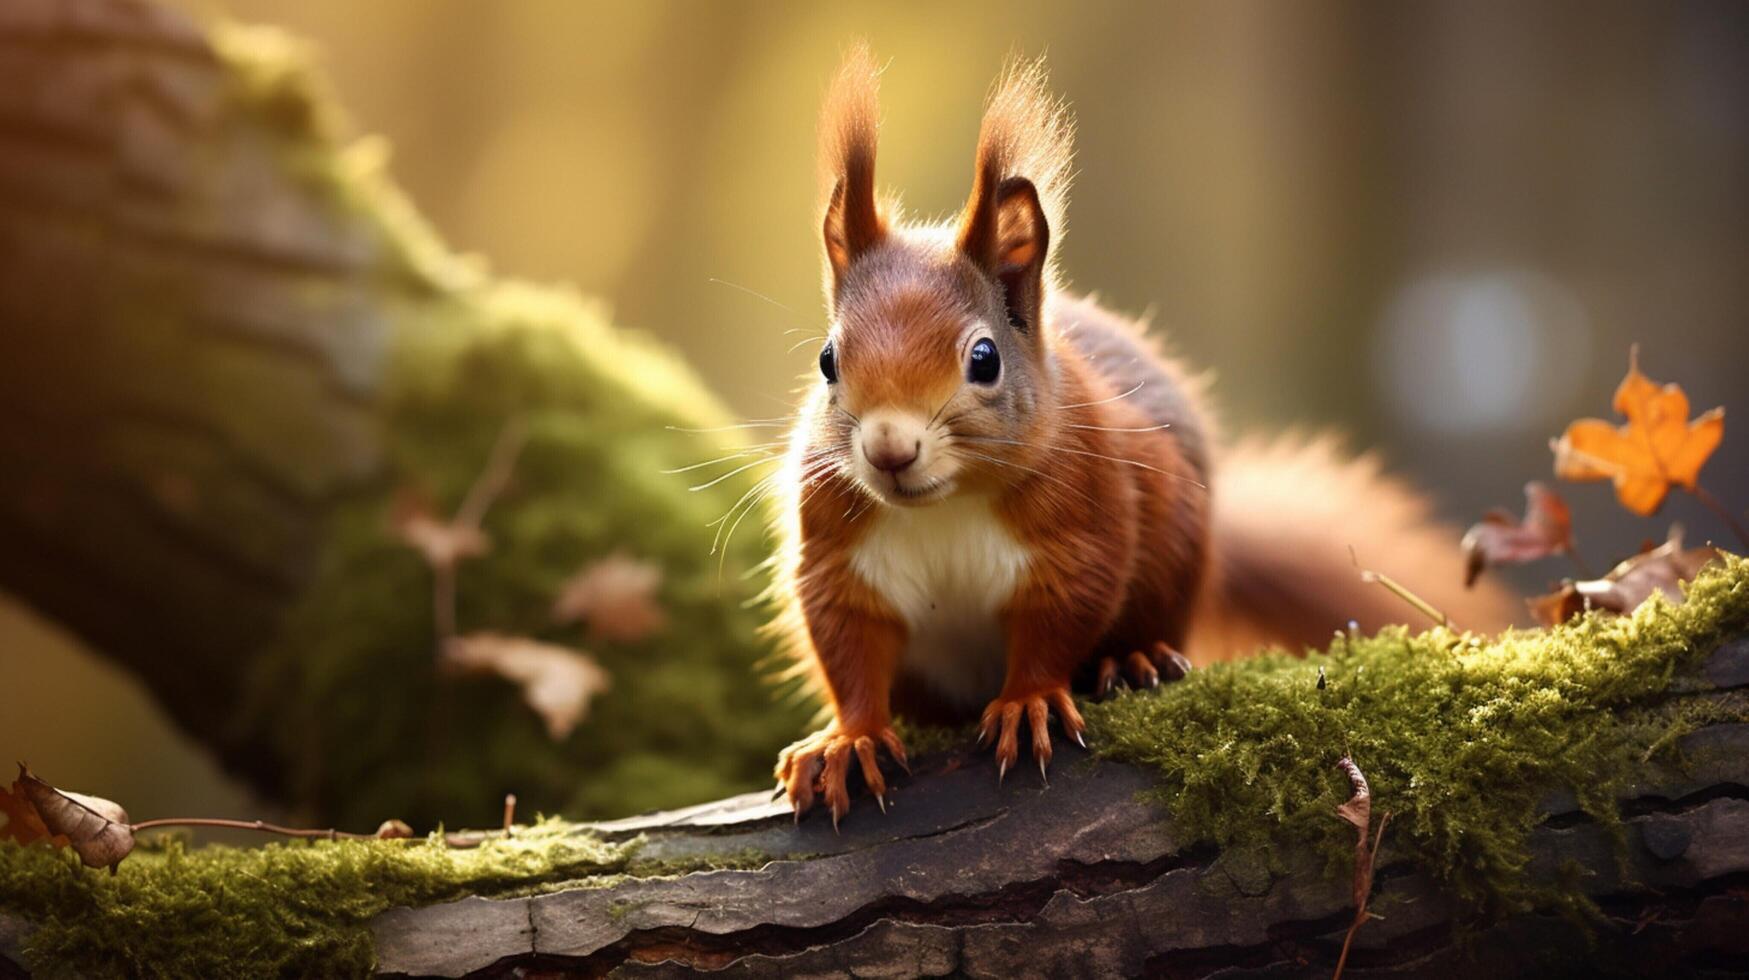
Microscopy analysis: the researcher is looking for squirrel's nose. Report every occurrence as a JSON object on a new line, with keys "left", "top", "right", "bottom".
{"left": 864, "top": 436, "right": 920, "bottom": 475}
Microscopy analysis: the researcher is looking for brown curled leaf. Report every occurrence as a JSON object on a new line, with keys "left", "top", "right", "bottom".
{"left": 1334, "top": 755, "right": 1371, "bottom": 838}
{"left": 0, "top": 770, "right": 55, "bottom": 846}
{"left": 15, "top": 763, "right": 135, "bottom": 871}
{"left": 1528, "top": 526, "right": 1722, "bottom": 626}
{"left": 1333, "top": 756, "right": 1389, "bottom": 980}
{"left": 375, "top": 819, "right": 415, "bottom": 840}
{"left": 1461, "top": 482, "right": 1574, "bottom": 586}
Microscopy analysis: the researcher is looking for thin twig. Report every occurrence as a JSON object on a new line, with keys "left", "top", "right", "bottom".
{"left": 128, "top": 817, "right": 385, "bottom": 841}
{"left": 435, "top": 418, "right": 528, "bottom": 647}
{"left": 453, "top": 418, "right": 529, "bottom": 532}
{"left": 502, "top": 794, "right": 517, "bottom": 836}
{"left": 1349, "top": 546, "right": 1453, "bottom": 629}
{"left": 1691, "top": 483, "right": 1749, "bottom": 550}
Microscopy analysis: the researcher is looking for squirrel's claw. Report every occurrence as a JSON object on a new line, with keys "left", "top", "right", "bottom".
{"left": 1095, "top": 656, "right": 1121, "bottom": 699}
{"left": 1125, "top": 651, "right": 1160, "bottom": 688}
{"left": 774, "top": 724, "right": 909, "bottom": 824}
{"left": 1098, "top": 643, "right": 1194, "bottom": 700}
{"left": 979, "top": 686, "right": 1084, "bottom": 786}
{"left": 1153, "top": 641, "right": 1194, "bottom": 682}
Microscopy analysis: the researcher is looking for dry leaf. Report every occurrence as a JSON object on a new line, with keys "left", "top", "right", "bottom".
{"left": 444, "top": 633, "right": 611, "bottom": 740}
{"left": 391, "top": 490, "right": 491, "bottom": 570}
{"left": 552, "top": 552, "right": 667, "bottom": 643}
{"left": 14, "top": 763, "right": 135, "bottom": 871}
{"left": 1461, "top": 482, "right": 1575, "bottom": 586}
{"left": 0, "top": 770, "right": 55, "bottom": 846}
{"left": 375, "top": 819, "right": 414, "bottom": 840}
{"left": 1528, "top": 526, "right": 1722, "bottom": 626}
{"left": 1552, "top": 346, "right": 1725, "bottom": 516}
{"left": 1333, "top": 756, "right": 1389, "bottom": 980}
{"left": 1334, "top": 756, "right": 1371, "bottom": 836}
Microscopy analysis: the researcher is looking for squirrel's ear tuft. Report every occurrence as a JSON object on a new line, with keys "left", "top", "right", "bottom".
{"left": 957, "top": 57, "right": 1074, "bottom": 330}
{"left": 819, "top": 42, "right": 885, "bottom": 293}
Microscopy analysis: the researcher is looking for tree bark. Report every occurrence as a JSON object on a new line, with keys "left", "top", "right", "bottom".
{"left": 364, "top": 637, "right": 1749, "bottom": 978}
{"left": 0, "top": 0, "right": 414, "bottom": 776}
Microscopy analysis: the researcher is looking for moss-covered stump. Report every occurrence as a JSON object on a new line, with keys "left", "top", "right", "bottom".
{"left": 4, "top": 561, "right": 1747, "bottom": 977}
{"left": 0, "top": 0, "right": 810, "bottom": 828}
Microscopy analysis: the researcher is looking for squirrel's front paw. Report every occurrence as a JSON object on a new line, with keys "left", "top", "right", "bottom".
{"left": 775, "top": 724, "right": 909, "bottom": 828}
{"left": 978, "top": 686, "right": 1085, "bottom": 784}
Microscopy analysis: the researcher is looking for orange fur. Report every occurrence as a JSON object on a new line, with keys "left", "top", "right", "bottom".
{"left": 1190, "top": 436, "right": 1518, "bottom": 660}
{"left": 771, "top": 49, "right": 1515, "bottom": 820}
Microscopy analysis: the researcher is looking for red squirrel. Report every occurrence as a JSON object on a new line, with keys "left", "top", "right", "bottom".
{"left": 771, "top": 46, "right": 1514, "bottom": 822}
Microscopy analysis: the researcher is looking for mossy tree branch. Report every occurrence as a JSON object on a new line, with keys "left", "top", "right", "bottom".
{"left": 359, "top": 635, "right": 1749, "bottom": 977}
{"left": 6, "top": 613, "right": 1744, "bottom": 977}
{"left": 0, "top": 0, "right": 809, "bottom": 830}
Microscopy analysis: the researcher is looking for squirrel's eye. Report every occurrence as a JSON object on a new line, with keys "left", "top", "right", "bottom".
{"left": 968, "top": 338, "right": 1000, "bottom": 385}
{"left": 819, "top": 340, "right": 837, "bottom": 384}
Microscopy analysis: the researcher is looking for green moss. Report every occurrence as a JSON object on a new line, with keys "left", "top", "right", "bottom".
{"left": 240, "top": 278, "right": 814, "bottom": 829}
{"left": 211, "top": 24, "right": 341, "bottom": 142}
{"left": 0, "top": 827, "right": 790, "bottom": 977}
{"left": 196, "top": 25, "right": 813, "bottom": 829}
{"left": 1082, "top": 554, "right": 1749, "bottom": 915}
{"left": 0, "top": 822, "right": 628, "bottom": 978}
{"left": 892, "top": 718, "right": 979, "bottom": 757}
{"left": 622, "top": 847, "right": 773, "bottom": 879}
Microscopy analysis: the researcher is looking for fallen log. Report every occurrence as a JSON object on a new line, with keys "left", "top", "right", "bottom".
{"left": 4, "top": 584, "right": 1746, "bottom": 976}
{"left": 374, "top": 641, "right": 1749, "bottom": 977}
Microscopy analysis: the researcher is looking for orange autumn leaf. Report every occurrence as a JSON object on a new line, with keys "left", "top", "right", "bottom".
{"left": 1551, "top": 346, "right": 1724, "bottom": 516}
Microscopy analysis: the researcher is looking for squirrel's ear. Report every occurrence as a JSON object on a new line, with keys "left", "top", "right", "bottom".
{"left": 959, "top": 175, "right": 1049, "bottom": 332}
{"left": 819, "top": 44, "right": 885, "bottom": 293}
{"left": 956, "top": 57, "right": 1072, "bottom": 333}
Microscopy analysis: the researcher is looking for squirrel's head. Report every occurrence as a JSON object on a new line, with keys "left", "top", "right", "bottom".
{"left": 800, "top": 45, "right": 1075, "bottom": 508}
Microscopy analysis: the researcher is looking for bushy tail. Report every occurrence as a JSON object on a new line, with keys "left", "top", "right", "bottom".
{"left": 1189, "top": 435, "right": 1519, "bottom": 661}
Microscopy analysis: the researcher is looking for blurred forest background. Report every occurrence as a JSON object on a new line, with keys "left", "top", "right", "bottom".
{"left": 3, "top": 0, "right": 1745, "bottom": 825}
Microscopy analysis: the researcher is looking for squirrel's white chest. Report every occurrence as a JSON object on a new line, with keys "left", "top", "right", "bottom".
{"left": 850, "top": 495, "right": 1031, "bottom": 708}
